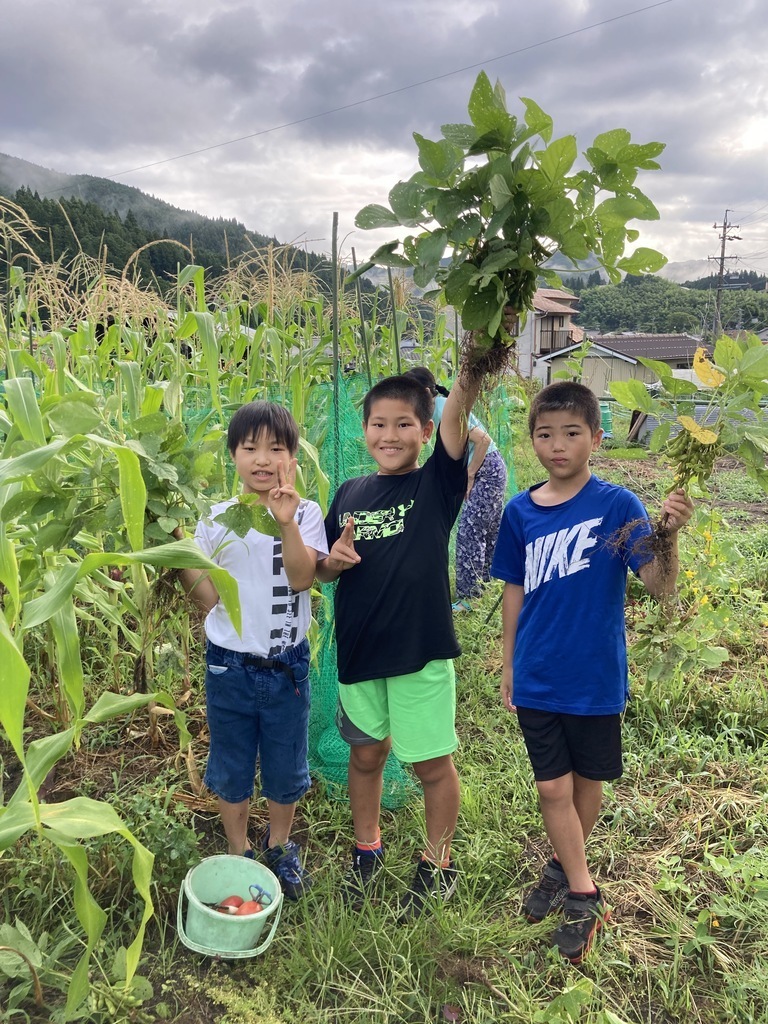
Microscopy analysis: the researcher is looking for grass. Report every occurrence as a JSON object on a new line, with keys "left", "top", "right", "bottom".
{"left": 3, "top": 438, "right": 768, "bottom": 1024}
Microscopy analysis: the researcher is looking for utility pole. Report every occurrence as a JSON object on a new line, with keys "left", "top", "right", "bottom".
{"left": 710, "top": 210, "right": 741, "bottom": 337}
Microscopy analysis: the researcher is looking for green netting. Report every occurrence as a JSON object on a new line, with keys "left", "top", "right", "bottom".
{"left": 187, "top": 372, "right": 518, "bottom": 810}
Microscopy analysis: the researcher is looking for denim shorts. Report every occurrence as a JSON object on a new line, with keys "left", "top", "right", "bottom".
{"left": 203, "top": 637, "right": 311, "bottom": 805}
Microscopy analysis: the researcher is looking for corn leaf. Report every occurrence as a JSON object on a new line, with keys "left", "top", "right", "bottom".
{"left": 0, "top": 615, "right": 30, "bottom": 763}
{"left": 49, "top": 592, "right": 85, "bottom": 721}
{"left": 87, "top": 436, "right": 147, "bottom": 551}
{"left": 3, "top": 376, "right": 47, "bottom": 446}
{"left": 5, "top": 730, "right": 75, "bottom": 812}
{"left": 21, "top": 542, "right": 241, "bottom": 637}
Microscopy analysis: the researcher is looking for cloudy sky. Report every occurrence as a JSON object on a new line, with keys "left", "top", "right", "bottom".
{"left": 6, "top": 0, "right": 768, "bottom": 274}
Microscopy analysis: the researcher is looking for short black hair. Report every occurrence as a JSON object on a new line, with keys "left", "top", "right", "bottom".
{"left": 363, "top": 375, "right": 434, "bottom": 427}
{"left": 528, "top": 381, "right": 601, "bottom": 435}
{"left": 227, "top": 401, "right": 300, "bottom": 455}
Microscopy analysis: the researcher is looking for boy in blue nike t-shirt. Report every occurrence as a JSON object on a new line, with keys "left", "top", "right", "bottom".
{"left": 491, "top": 381, "right": 692, "bottom": 964}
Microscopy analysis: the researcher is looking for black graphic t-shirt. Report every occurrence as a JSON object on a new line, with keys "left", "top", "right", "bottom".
{"left": 325, "top": 429, "right": 467, "bottom": 683}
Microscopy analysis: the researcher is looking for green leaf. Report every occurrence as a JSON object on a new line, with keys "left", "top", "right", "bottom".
{"left": 116, "top": 361, "right": 142, "bottom": 421}
{"left": 592, "top": 128, "right": 632, "bottom": 158}
{"left": 213, "top": 498, "right": 281, "bottom": 538}
{"left": 413, "top": 134, "right": 462, "bottom": 181}
{"left": 636, "top": 356, "right": 674, "bottom": 386}
{"left": 649, "top": 420, "right": 671, "bottom": 453}
{"left": 388, "top": 181, "right": 426, "bottom": 227}
{"left": 58, "top": 842, "right": 107, "bottom": 1015}
{"left": 434, "top": 191, "right": 471, "bottom": 227}
{"left": 738, "top": 344, "right": 768, "bottom": 380}
{"left": 87, "top": 436, "right": 147, "bottom": 552}
{"left": 23, "top": 542, "right": 241, "bottom": 637}
{"left": 697, "top": 646, "right": 729, "bottom": 668}
{"left": 536, "top": 135, "right": 577, "bottom": 183}
{"left": 415, "top": 229, "right": 448, "bottom": 272}
{"left": 489, "top": 173, "right": 513, "bottom": 209}
{"left": 440, "top": 123, "right": 478, "bottom": 148}
{"left": 468, "top": 71, "right": 498, "bottom": 130}
{"left": 461, "top": 286, "right": 503, "bottom": 331}
{"left": 0, "top": 530, "right": 19, "bottom": 611}
{"left": 521, "top": 97, "right": 553, "bottom": 141}
{"left": 355, "top": 204, "right": 401, "bottom": 230}
{"left": 45, "top": 397, "right": 103, "bottom": 437}
{"left": 3, "top": 376, "right": 46, "bottom": 445}
{"left": 50, "top": 593, "right": 85, "bottom": 721}
{"left": 0, "top": 615, "right": 30, "bottom": 763}
{"left": 714, "top": 335, "right": 742, "bottom": 373}
{"left": 5, "top": 729, "right": 75, "bottom": 812}
{"left": 617, "top": 247, "right": 667, "bottom": 275}
{"left": 85, "top": 690, "right": 174, "bottom": 724}
{"left": 595, "top": 196, "right": 653, "bottom": 228}
{"left": 193, "top": 312, "right": 221, "bottom": 415}
{"left": 609, "top": 379, "right": 660, "bottom": 414}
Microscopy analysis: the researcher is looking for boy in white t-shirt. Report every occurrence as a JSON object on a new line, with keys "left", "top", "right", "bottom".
{"left": 177, "top": 401, "right": 328, "bottom": 899}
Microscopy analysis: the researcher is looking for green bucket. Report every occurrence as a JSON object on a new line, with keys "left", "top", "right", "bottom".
{"left": 176, "top": 855, "right": 283, "bottom": 959}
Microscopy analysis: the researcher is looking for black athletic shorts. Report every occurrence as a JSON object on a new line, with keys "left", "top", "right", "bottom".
{"left": 516, "top": 707, "right": 623, "bottom": 782}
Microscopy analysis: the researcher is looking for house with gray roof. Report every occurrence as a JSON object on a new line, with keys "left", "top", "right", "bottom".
{"left": 535, "top": 332, "right": 706, "bottom": 396}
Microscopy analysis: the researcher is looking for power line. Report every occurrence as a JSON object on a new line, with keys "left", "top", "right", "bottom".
{"left": 40, "top": 0, "right": 676, "bottom": 192}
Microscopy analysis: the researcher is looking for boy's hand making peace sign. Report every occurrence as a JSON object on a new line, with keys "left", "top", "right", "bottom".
{"left": 263, "top": 458, "right": 301, "bottom": 525}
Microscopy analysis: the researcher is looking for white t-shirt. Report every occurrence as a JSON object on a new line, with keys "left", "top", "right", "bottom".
{"left": 194, "top": 497, "right": 328, "bottom": 656}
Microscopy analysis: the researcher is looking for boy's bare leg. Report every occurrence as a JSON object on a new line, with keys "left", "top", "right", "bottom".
{"left": 572, "top": 773, "right": 603, "bottom": 843}
{"left": 266, "top": 799, "right": 297, "bottom": 848}
{"left": 412, "top": 754, "right": 460, "bottom": 864}
{"left": 348, "top": 739, "right": 391, "bottom": 843}
{"left": 218, "top": 797, "right": 251, "bottom": 855}
{"left": 536, "top": 773, "right": 594, "bottom": 892}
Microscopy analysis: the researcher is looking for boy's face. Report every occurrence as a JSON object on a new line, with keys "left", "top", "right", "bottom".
{"left": 531, "top": 410, "right": 603, "bottom": 482}
{"left": 363, "top": 398, "right": 433, "bottom": 476}
{"left": 231, "top": 430, "right": 293, "bottom": 494}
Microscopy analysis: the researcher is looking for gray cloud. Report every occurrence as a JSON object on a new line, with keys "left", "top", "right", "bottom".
{"left": 3, "top": 0, "right": 767, "bottom": 270}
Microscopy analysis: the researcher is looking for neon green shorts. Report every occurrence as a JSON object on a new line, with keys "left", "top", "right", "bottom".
{"left": 337, "top": 660, "right": 458, "bottom": 763}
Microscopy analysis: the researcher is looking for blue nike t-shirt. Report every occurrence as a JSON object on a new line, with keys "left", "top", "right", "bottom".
{"left": 491, "top": 475, "right": 652, "bottom": 715}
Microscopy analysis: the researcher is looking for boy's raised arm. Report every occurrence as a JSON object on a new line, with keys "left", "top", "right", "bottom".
{"left": 439, "top": 371, "right": 485, "bottom": 461}
{"left": 265, "top": 460, "right": 319, "bottom": 593}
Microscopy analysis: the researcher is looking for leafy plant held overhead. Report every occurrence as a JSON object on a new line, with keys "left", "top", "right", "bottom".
{"left": 354, "top": 71, "right": 667, "bottom": 361}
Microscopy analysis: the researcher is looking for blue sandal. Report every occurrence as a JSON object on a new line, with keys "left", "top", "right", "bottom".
{"left": 452, "top": 600, "right": 472, "bottom": 613}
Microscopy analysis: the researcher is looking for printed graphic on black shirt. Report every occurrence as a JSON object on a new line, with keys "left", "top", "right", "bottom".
{"left": 340, "top": 500, "right": 415, "bottom": 541}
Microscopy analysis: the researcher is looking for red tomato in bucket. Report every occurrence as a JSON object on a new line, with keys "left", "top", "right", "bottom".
{"left": 217, "top": 895, "right": 244, "bottom": 913}
{"left": 235, "top": 900, "right": 263, "bottom": 915}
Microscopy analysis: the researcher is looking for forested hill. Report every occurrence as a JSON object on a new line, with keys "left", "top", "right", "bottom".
{"left": 0, "top": 152, "right": 365, "bottom": 296}
{"left": 575, "top": 273, "right": 768, "bottom": 336}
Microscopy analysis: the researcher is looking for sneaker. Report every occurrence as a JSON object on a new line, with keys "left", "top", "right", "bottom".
{"left": 398, "top": 858, "right": 458, "bottom": 922}
{"left": 341, "top": 846, "right": 385, "bottom": 909}
{"left": 261, "top": 832, "right": 312, "bottom": 901}
{"left": 523, "top": 859, "right": 569, "bottom": 923}
{"left": 550, "top": 887, "right": 611, "bottom": 965}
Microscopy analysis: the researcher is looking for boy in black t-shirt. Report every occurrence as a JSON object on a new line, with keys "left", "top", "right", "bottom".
{"left": 317, "top": 372, "right": 483, "bottom": 920}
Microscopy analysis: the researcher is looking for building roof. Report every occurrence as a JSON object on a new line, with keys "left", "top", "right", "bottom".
{"left": 536, "top": 288, "right": 579, "bottom": 305}
{"left": 538, "top": 342, "right": 636, "bottom": 365}
{"left": 589, "top": 333, "right": 703, "bottom": 360}
{"left": 535, "top": 296, "right": 580, "bottom": 315}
